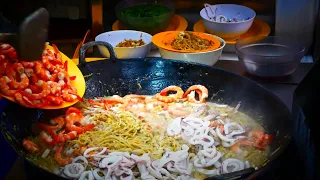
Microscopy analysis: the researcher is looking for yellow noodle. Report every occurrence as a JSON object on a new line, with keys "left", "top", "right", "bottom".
{"left": 71, "top": 110, "right": 183, "bottom": 159}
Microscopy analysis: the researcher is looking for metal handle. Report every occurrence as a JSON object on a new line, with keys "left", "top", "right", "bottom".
{"left": 205, "top": 168, "right": 255, "bottom": 180}
{"left": 79, "top": 41, "right": 117, "bottom": 66}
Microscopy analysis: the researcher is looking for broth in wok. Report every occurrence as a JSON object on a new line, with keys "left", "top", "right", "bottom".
{"left": 23, "top": 85, "right": 272, "bottom": 179}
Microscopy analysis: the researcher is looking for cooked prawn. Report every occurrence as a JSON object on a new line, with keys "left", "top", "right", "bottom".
{"left": 9, "top": 73, "right": 29, "bottom": 89}
{"left": 159, "top": 85, "right": 184, "bottom": 99}
{"left": 49, "top": 116, "right": 65, "bottom": 130}
{"left": 66, "top": 107, "right": 83, "bottom": 115}
{"left": 155, "top": 93, "right": 175, "bottom": 103}
{"left": 57, "top": 131, "right": 77, "bottom": 143}
{"left": 230, "top": 139, "right": 254, "bottom": 154}
{"left": 55, "top": 145, "right": 72, "bottom": 166}
{"left": 5, "top": 63, "right": 29, "bottom": 89}
{"left": 52, "top": 44, "right": 63, "bottom": 62}
{"left": 21, "top": 61, "right": 35, "bottom": 68}
{"left": 47, "top": 95, "right": 64, "bottom": 105}
{"left": 34, "top": 62, "right": 51, "bottom": 81}
{"left": 22, "top": 139, "right": 40, "bottom": 153}
{"left": 0, "top": 76, "right": 17, "bottom": 96}
{"left": 65, "top": 111, "right": 94, "bottom": 134}
{"left": 168, "top": 107, "right": 191, "bottom": 117}
{"left": 62, "top": 88, "right": 78, "bottom": 102}
{"left": 13, "top": 93, "right": 32, "bottom": 108}
{"left": 155, "top": 86, "right": 184, "bottom": 103}
{"left": 42, "top": 56, "right": 56, "bottom": 72}
{"left": 39, "top": 130, "right": 57, "bottom": 146}
{"left": 183, "top": 85, "right": 209, "bottom": 103}
{"left": 47, "top": 81, "right": 62, "bottom": 95}
{"left": 0, "top": 58, "right": 8, "bottom": 75}
{"left": 22, "top": 80, "right": 50, "bottom": 100}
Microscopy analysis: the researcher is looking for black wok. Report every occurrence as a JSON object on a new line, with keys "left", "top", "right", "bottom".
{"left": 0, "top": 41, "right": 292, "bottom": 179}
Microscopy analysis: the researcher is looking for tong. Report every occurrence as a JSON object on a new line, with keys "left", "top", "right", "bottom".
{"left": 203, "top": 3, "right": 228, "bottom": 22}
{"left": 204, "top": 3, "right": 217, "bottom": 21}
{"left": 0, "top": 8, "right": 49, "bottom": 61}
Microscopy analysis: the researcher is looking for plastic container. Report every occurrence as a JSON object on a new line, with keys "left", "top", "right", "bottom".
{"left": 235, "top": 36, "right": 305, "bottom": 77}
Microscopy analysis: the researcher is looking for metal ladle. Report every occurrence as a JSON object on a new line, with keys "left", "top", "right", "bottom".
{"left": 0, "top": 8, "right": 49, "bottom": 61}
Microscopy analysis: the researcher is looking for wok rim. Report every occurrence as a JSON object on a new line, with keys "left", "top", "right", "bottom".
{"left": 1, "top": 57, "right": 292, "bottom": 179}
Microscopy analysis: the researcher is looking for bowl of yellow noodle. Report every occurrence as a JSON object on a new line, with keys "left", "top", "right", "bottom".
{"left": 152, "top": 31, "right": 226, "bottom": 66}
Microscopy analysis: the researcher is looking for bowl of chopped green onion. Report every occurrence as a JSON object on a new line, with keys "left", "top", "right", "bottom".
{"left": 115, "top": 0, "right": 175, "bottom": 35}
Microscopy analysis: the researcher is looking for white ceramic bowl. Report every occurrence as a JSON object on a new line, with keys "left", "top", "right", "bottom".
{"left": 157, "top": 34, "right": 226, "bottom": 66}
{"left": 95, "top": 30, "right": 152, "bottom": 59}
{"left": 200, "top": 4, "right": 256, "bottom": 39}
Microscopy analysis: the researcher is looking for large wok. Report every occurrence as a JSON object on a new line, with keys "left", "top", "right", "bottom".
{"left": 0, "top": 41, "right": 291, "bottom": 179}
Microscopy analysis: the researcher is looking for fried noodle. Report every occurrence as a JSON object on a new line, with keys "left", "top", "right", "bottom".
{"left": 171, "top": 31, "right": 215, "bottom": 51}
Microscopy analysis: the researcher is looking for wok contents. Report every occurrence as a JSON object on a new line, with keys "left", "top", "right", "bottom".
{"left": 0, "top": 43, "right": 80, "bottom": 108}
{"left": 116, "top": 39, "right": 145, "bottom": 47}
{"left": 120, "top": 4, "right": 171, "bottom": 18}
{"left": 23, "top": 85, "right": 272, "bottom": 179}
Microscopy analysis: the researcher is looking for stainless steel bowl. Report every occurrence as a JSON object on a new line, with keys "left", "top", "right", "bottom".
{"left": 235, "top": 36, "right": 305, "bottom": 77}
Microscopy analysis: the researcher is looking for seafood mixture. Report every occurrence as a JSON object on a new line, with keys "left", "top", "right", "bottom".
{"left": 0, "top": 43, "right": 80, "bottom": 108}
{"left": 23, "top": 85, "right": 272, "bottom": 179}
{"left": 116, "top": 39, "right": 145, "bottom": 48}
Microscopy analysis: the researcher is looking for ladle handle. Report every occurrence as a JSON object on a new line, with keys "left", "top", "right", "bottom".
{"left": 79, "top": 41, "right": 117, "bottom": 65}
{"left": 204, "top": 168, "right": 255, "bottom": 180}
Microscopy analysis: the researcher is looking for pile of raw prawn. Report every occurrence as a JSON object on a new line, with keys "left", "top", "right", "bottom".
{"left": 0, "top": 43, "right": 80, "bottom": 108}
{"left": 22, "top": 85, "right": 273, "bottom": 180}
